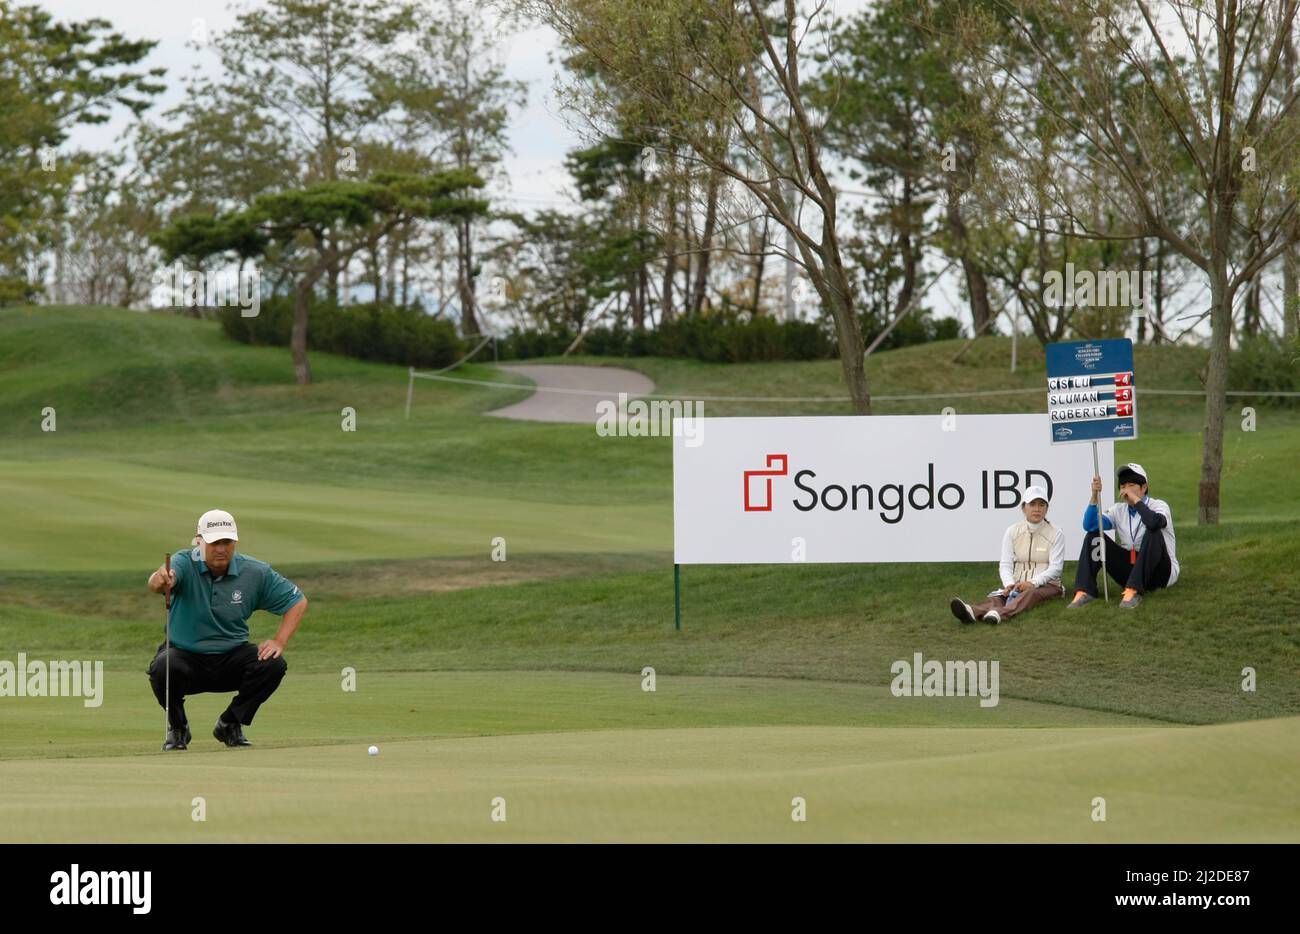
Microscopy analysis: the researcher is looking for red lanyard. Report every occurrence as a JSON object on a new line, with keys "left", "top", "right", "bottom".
{"left": 1127, "top": 501, "right": 1143, "bottom": 564}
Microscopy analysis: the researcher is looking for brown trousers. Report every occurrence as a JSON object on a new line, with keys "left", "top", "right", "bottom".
{"left": 970, "top": 582, "right": 1064, "bottom": 620}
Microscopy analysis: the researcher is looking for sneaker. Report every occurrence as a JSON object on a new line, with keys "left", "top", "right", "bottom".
{"left": 1066, "top": 591, "right": 1096, "bottom": 610}
{"left": 213, "top": 717, "right": 252, "bottom": 747}
{"left": 982, "top": 609, "right": 1001, "bottom": 624}
{"left": 162, "top": 724, "right": 191, "bottom": 751}
{"left": 1119, "top": 591, "right": 1143, "bottom": 609}
{"left": 950, "top": 597, "right": 977, "bottom": 624}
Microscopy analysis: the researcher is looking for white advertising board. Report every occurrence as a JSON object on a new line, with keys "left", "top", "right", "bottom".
{"left": 672, "top": 415, "right": 1112, "bottom": 564}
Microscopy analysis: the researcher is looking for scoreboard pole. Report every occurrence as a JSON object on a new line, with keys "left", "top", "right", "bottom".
{"left": 1046, "top": 339, "right": 1138, "bottom": 606}
{"left": 1091, "top": 441, "right": 1109, "bottom": 603}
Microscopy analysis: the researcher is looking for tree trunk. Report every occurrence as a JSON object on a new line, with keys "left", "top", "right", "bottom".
{"left": 291, "top": 279, "right": 314, "bottom": 385}
{"left": 679, "top": 243, "right": 691, "bottom": 313}
{"left": 325, "top": 230, "right": 340, "bottom": 304}
{"left": 633, "top": 197, "right": 648, "bottom": 331}
{"left": 891, "top": 176, "right": 918, "bottom": 322}
{"left": 435, "top": 231, "right": 449, "bottom": 316}
{"left": 1285, "top": 243, "right": 1298, "bottom": 341}
{"left": 1153, "top": 241, "right": 1165, "bottom": 345}
{"left": 1243, "top": 234, "right": 1262, "bottom": 338}
{"left": 1287, "top": 30, "right": 1298, "bottom": 342}
{"left": 635, "top": 262, "right": 647, "bottom": 331}
{"left": 690, "top": 169, "right": 720, "bottom": 315}
{"left": 945, "top": 186, "right": 991, "bottom": 333}
{"left": 660, "top": 222, "right": 677, "bottom": 323}
{"left": 385, "top": 230, "right": 399, "bottom": 306}
{"left": 1137, "top": 239, "right": 1148, "bottom": 342}
{"left": 1198, "top": 266, "right": 1232, "bottom": 524}
{"left": 457, "top": 217, "right": 479, "bottom": 335}
{"left": 53, "top": 228, "right": 65, "bottom": 306}
{"left": 401, "top": 230, "right": 411, "bottom": 309}
{"left": 750, "top": 214, "right": 768, "bottom": 315}
{"left": 824, "top": 255, "right": 871, "bottom": 415}
{"left": 660, "top": 153, "right": 678, "bottom": 324}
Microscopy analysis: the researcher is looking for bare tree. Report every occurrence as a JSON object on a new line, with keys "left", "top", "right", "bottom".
{"left": 521, "top": 0, "right": 873, "bottom": 412}
{"left": 977, "top": 0, "right": 1300, "bottom": 524}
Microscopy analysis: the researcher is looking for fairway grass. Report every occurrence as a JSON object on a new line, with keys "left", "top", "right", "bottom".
{"left": 0, "top": 458, "right": 669, "bottom": 572}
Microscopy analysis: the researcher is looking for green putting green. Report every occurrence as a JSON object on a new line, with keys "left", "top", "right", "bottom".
{"left": 9, "top": 670, "right": 1293, "bottom": 843}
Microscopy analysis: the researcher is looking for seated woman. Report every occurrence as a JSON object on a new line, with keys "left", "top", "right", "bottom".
{"left": 949, "top": 484, "right": 1065, "bottom": 624}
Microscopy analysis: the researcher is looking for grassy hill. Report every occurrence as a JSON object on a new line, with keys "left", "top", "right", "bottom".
{"left": 1, "top": 305, "right": 1297, "bottom": 841}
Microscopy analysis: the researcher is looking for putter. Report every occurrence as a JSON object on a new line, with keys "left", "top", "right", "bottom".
{"left": 164, "top": 553, "right": 172, "bottom": 741}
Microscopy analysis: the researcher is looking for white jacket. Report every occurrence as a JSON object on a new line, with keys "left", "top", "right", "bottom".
{"left": 1089, "top": 496, "right": 1180, "bottom": 586}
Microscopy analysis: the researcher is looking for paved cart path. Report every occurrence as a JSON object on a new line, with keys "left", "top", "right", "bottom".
{"left": 486, "top": 364, "right": 656, "bottom": 424}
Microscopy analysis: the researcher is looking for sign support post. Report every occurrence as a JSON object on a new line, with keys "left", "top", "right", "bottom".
{"left": 674, "top": 564, "right": 682, "bottom": 631}
{"left": 1091, "top": 440, "right": 1109, "bottom": 603}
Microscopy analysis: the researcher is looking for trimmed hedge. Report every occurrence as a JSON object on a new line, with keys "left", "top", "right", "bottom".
{"left": 217, "top": 299, "right": 963, "bottom": 367}
{"left": 498, "top": 315, "right": 835, "bottom": 362}
{"left": 219, "top": 297, "right": 463, "bottom": 370}
{"left": 1227, "top": 335, "right": 1300, "bottom": 406}
{"left": 498, "top": 311, "right": 959, "bottom": 362}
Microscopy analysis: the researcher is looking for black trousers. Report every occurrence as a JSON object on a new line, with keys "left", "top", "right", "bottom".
{"left": 1074, "top": 527, "right": 1171, "bottom": 597}
{"left": 147, "top": 642, "right": 287, "bottom": 730}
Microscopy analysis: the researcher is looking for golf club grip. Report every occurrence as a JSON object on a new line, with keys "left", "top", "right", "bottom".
{"left": 164, "top": 553, "right": 171, "bottom": 610}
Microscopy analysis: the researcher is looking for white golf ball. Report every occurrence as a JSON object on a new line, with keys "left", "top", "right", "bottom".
{"left": 368, "top": 745, "right": 379, "bottom": 756}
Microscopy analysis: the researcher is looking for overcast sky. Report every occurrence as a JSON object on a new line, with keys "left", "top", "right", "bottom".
{"left": 47, "top": 0, "right": 879, "bottom": 205}
{"left": 45, "top": 0, "right": 585, "bottom": 211}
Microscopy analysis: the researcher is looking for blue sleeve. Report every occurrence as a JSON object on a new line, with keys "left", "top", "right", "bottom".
{"left": 1082, "top": 504, "right": 1114, "bottom": 532}
{"left": 259, "top": 566, "right": 305, "bottom": 615}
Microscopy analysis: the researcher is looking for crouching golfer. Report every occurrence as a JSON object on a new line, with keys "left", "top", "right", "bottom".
{"left": 950, "top": 484, "right": 1065, "bottom": 625}
{"left": 145, "top": 509, "right": 307, "bottom": 750}
{"left": 1068, "top": 462, "right": 1179, "bottom": 610}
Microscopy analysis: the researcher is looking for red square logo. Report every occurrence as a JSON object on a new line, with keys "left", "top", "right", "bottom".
{"left": 743, "top": 454, "right": 789, "bottom": 511}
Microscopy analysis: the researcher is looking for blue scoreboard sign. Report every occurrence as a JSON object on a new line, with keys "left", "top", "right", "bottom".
{"left": 1044, "top": 339, "right": 1137, "bottom": 445}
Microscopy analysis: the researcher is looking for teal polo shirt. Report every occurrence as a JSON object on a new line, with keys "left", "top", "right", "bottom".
{"left": 167, "top": 547, "right": 305, "bottom": 654}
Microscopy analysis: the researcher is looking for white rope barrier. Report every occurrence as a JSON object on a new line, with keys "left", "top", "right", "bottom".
{"left": 404, "top": 369, "right": 1300, "bottom": 404}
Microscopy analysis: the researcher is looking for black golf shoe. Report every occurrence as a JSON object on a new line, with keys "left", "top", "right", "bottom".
{"left": 949, "top": 597, "right": 977, "bottom": 624}
{"left": 162, "top": 724, "right": 191, "bottom": 751}
{"left": 213, "top": 717, "right": 252, "bottom": 747}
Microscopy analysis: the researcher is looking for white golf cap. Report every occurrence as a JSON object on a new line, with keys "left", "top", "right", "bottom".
{"left": 1117, "top": 463, "right": 1148, "bottom": 485}
{"left": 1022, "top": 485, "right": 1050, "bottom": 505}
{"left": 196, "top": 509, "right": 239, "bottom": 543}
